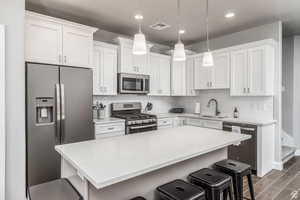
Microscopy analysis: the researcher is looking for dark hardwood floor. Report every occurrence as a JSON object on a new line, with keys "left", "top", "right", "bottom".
{"left": 243, "top": 157, "right": 300, "bottom": 200}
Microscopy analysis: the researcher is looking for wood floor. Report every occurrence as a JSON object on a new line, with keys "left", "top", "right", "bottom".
{"left": 243, "top": 156, "right": 300, "bottom": 200}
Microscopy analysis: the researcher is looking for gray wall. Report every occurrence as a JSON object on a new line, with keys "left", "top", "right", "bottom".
{"left": 0, "top": 1, "right": 26, "bottom": 200}
{"left": 282, "top": 37, "right": 294, "bottom": 137}
{"left": 187, "top": 22, "right": 281, "bottom": 53}
{"left": 294, "top": 36, "right": 300, "bottom": 148}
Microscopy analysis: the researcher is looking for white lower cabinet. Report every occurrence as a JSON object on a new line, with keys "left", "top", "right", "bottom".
{"left": 171, "top": 61, "right": 186, "bottom": 96}
{"left": 149, "top": 53, "right": 171, "bottom": 96}
{"left": 93, "top": 42, "right": 118, "bottom": 95}
{"left": 94, "top": 122, "right": 125, "bottom": 139}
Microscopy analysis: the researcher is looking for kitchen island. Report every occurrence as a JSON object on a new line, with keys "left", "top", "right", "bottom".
{"left": 55, "top": 126, "right": 251, "bottom": 200}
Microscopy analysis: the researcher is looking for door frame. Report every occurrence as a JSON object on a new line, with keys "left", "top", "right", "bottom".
{"left": 0, "top": 24, "right": 6, "bottom": 200}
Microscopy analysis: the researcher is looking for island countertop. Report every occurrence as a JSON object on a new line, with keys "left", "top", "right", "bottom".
{"left": 55, "top": 126, "right": 250, "bottom": 190}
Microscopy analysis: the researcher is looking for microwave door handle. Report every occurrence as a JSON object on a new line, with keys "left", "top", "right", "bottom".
{"left": 55, "top": 84, "right": 61, "bottom": 144}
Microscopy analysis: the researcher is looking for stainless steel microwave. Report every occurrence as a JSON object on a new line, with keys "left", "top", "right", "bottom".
{"left": 118, "top": 73, "right": 150, "bottom": 94}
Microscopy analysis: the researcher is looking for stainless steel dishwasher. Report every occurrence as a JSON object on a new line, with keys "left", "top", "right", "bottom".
{"left": 223, "top": 122, "right": 257, "bottom": 173}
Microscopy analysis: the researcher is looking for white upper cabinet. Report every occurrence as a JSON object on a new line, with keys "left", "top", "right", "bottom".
{"left": 186, "top": 57, "right": 196, "bottom": 96}
{"left": 194, "top": 52, "right": 230, "bottom": 90}
{"left": 149, "top": 53, "right": 171, "bottom": 96}
{"left": 93, "top": 42, "right": 118, "bottom": 96}
{"left": 230, "top": 40, "right": 275, "bottom": 96}
{"left": 171, "top": 60, "right": 186, "bottom": 96}
{"left": 25, "top": 11, "right": 97, "bottom": 68}
{"left": 212, "top": 52, "right": 230, "bottom": 89}
{"left": 116, "top": 37, "right": 151, "bottom": 75}
{"left": 62, "top": 25, "right": 94, "bottom": 68}
{"left": 25, "top": 15, "right": 63, "bottom": 65}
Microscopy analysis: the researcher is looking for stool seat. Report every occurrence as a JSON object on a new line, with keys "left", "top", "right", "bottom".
{"left": 189, "top": 168, "right": 231, "bottom": 188}
{"left": 214, "top": 159, "right": 255, "bottom": 200}
{"left": 130, "top": 197, "right": 146, "bottom": 200}
{"left": 156, "top": 179, "right": 205, "bottom": 200}
{"left": 215, "top": 159, "right": 251, "bottom": 174}
{"left": 188, "top": 168, "right": 233, "bottom": 200}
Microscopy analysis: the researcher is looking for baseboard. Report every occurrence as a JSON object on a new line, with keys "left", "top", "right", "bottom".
{"left": 295, "top": 149, "right": 300, "bottom": 156}
{"left": 273, "top": 161, "right": 283, "bottom": 170}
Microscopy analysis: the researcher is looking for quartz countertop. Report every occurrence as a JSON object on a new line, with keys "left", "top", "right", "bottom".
{"left": 154, "top": 113, "right": 276, "bottom": 126}
{"left": 93, "top": 117, "right": 125, "bottom": 125}
{"left": 55, "top": 126, "right": 250, "bottom": 189}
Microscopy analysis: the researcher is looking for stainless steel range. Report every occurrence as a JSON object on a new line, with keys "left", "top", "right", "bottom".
{"left": 111, "top": 102, "right": 157, "bottom": 134}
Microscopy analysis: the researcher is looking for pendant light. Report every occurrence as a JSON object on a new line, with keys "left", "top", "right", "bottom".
{"left": 173, "top": 0, "right": 186, "bottom": 61}
{"left": 202, "top": 0, "right": 214, "bottom": 67}
{"left": 133, "top": 0, "right": 147, "bottom": 55}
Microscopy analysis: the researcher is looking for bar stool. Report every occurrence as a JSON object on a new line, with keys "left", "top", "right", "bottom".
{"left": 156, "top": 179, "right": 206, "bottom": 200}
{"left": 214, "top": 159, "right": 255, "bottom": 200}
{"left": 188, "top": 168, "right": 233, "bottom": 200}
{"left": 130, "top": 197, "right": 146, "bottom": 200}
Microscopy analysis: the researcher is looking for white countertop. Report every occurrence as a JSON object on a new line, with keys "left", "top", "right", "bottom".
{"left": 93, "top": 117, "right": 125, "bottom": 125}
{"left": 55, "top": 126, "right": 250, "bottom": 189}
{"left": 155, "top": 113, "right": 276, "bottom": 126}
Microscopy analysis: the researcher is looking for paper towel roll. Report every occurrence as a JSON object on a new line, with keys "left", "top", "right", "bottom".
{"left": 194, "top": 102, "right": 201, "bottom": 114}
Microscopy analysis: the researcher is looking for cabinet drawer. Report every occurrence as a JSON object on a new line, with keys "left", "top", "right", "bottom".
{"left": 158, "top": 118, "right": 173, "bottom": 127}
{"left": 96, "top": 131, "right": 125, "bottom": 139}
{"left": 202, "top": 120, "right": 223, "bottom": 130}
{"left": 95, "top": 123, "right": 125, "bottom": 134}
{"left": 185, "top": 118, "right": 204, "bottom": 127}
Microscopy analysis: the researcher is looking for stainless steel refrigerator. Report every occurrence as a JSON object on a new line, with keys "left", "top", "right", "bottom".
{"left": 26, "top": 63, "right": 94, "bottom": 187}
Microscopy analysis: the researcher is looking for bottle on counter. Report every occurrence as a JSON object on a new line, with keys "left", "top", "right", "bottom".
{"left": 233, "top": 107, "right": 239, "bottom": 118}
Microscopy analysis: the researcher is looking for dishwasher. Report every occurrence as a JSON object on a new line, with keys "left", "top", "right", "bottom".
{"left": 223, "top": 121, "right": 257, "bottom": 173}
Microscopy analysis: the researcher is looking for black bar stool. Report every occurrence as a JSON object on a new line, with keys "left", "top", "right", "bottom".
{"left": 188, "top": 168, "right": 233, "bottom": 200}
{"left": 130, "top": 197, "right": 146, "bottom": 200}
{"left": 214, "top": 159, "right": 255, "bottom": 200}
{"left": 156, "top": 179, "right": 206, "bottom": 200}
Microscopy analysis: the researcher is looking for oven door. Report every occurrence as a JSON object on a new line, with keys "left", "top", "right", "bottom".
{"left": 118, "top": 73, "right": 149, "bottom": 94}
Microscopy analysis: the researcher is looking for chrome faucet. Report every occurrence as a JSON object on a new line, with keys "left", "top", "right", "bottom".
{"left": 207, "top": 98, "right": 221, "bottom": 116}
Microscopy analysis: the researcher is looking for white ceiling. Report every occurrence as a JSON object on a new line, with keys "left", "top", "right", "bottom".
{"left": 26, "top": 0, "right": 300, "bottom": 45}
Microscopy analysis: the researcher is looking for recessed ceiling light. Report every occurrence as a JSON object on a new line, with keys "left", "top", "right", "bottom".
{"left": 225, "top": 12, "right": 235, "bottom": 18}
{"left": 179, "top": 29, "right": 185, "bottom": 34}
{"left": 134, "top": 14, "right": 143, "bottom": 20}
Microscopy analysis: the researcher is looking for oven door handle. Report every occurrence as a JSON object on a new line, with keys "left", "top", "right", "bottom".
{"left": 129, "top": 124, "right": 157, "bottom": 129}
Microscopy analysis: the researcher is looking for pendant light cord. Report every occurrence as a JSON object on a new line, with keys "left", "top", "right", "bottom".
{"left": 206, "top": 0, "right": 210, "bottom": 51}
{"left": 177, "top": 0, "right": 181, "bottom": 42}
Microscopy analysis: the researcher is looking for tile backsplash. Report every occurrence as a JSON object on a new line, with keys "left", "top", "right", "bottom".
{"left": 176, "top": 90, "right": 274, "bottom": 120}
{"left": 93, "top": 90, "right": 274, "bottom": 120}
{"left": 93, "top": 95, "right": 177, "bottom": 118}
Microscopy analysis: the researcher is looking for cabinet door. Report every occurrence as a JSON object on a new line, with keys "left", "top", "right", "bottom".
{"left": 230, "top": 50, "right": 248, "bottom": 96}
{"left": 149, "top": 55, "right": 160, "bottom": 95}
{"left": 248, "top": 47, "right": 266, "bottom": 95}
{"left": 120, "top": 45, "right": 134, "bottom": 73}
{"left": 133, "top": 54, "right": 148, "bottom": 74}
{"left": 159, "top": 57, "right": 171, "bottom": 95}
{"left": 186, "top": 57, "right": 196, "bottom": 96}
{"left": 62, "top": 25, "right": 93, "bottom": 68}
{"left": 171, "top": 61, "right": 186, "bottom": 96}
{"left": 213, "top": 52, "right": 230, "bottom": 89}
{"left": 25, "top": 17, "right": 63, "bottom": 65}
{"left": 194, "top": 56, "right": 213, "bottom": 89}
{"left": 93, "top": 48, "right": 102, "bottom": 95}
{"left": 102, "top": 48, "right": 117, "bottom": 95}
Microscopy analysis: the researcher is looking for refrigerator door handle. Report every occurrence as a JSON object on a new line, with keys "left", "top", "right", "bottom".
{"left": 60, "top": 83, "right": 66, "bottom": 143}
{"left": 55, "top": 84, "right": 61, "bottom": 144}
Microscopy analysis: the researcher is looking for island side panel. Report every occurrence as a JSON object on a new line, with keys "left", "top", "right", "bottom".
{"left": 87, "top": 148, "right": 227, "bottom": 200}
